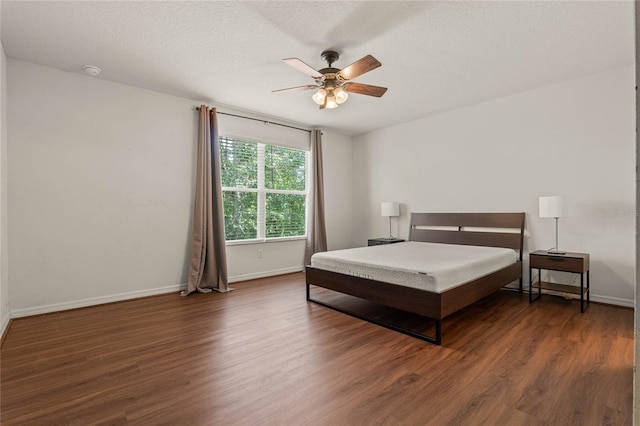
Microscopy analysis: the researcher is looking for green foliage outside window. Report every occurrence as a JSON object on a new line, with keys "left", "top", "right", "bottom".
{"left": 223, "top": 191, "right": 258, "bottom": 240}
{"left": 220, "top": 139, "right": 257, "bottom": 188}
{"left": 266, "top": 193, "right": 306, "bottom": 238}
{"left": 264, "top": 145, "right": 306, "bottom": 191}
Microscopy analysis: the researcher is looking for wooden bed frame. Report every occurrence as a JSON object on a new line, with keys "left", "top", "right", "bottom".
{"left": 305, "top": 212, "right": 525, "bottom": 345}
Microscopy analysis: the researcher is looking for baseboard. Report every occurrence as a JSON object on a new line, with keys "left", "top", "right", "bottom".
{"left": 1, "top": 312, "right": 11, "bottom": 346}
{"left": 531, "top": 288, "right": 633, "bottom": 308}
{"left": 10, "top": 283, "right": 188, "bottom": 319}
{"left": 228, "top": 266, "right": 305, "bottom": 283}
{"left": 589, "top": 294, "right": 634, "bottom": 308}
{"left": 9, "top": 268, "right": 305, "bottom": 318}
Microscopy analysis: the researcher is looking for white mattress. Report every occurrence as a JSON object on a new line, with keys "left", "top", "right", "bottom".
{"left": 310, "top": 241, "right": 518, "bottom": 293}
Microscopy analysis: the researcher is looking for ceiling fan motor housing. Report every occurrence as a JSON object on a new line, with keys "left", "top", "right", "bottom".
{"left": 321, "top": 50, "right": 340, "bottom": 67}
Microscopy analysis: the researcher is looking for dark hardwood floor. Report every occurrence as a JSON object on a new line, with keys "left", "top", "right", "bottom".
{"left": 0, "top": 272, "right": 633, "bottom": 425}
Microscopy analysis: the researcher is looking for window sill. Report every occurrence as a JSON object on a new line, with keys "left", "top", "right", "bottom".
{"left": 226, "top": 236, "right": 307, "bottom": 246}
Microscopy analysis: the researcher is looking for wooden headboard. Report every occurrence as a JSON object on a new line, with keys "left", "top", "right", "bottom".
{"left": 408, "top": 212, "right": 525, "bottom": 261}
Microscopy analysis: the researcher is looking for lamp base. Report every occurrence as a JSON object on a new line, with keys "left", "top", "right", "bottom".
{"left": 547, "top": 248, "right": 566, "bottom": 255}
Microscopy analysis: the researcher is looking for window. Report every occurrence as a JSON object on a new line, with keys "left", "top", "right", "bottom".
{"left": 220, "top": 136, "right": 308, "bottom": 242}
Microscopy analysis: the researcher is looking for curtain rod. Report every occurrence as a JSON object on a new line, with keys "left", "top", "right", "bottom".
{"left": 195, "top": 107, "right": 311, "bottom": 134}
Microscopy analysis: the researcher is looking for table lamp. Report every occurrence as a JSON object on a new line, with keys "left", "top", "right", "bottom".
{"left": 381, "top": 202, "right": 400, "bottom": 239}
{"left": 539, "top": 196, "right": 566, "bottom": 254}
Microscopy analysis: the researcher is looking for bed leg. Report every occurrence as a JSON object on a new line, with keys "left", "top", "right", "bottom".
{"left": 306, "top": 282, "right": 310, "bottom": 301}
{"left": 519, "top": 277, "right": 523, "bottom": 293}
{"left": 435, "top": 320, "right": 442, "bottom": 345}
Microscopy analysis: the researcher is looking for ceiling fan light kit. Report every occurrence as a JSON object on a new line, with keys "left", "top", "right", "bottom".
{"left": 311, "top": 81, "right": 348, "bottom": 109}
{"left": 274, "top": 50, "right": 387, "bottom": 110}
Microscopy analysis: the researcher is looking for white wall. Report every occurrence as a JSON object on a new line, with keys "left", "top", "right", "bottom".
{"left": 7, "top": 59, "right": 353, "bottom": 315}
{"left": 8, "top": 60, "right": 197, "bottom": 315}
{"left": 321, "top": 130, "right": 353, "bottom": 251}
{"left": 353, "top": 65, "right": 635, "bottom": 306}
{"left": 0, "top": 41, "right": 9, "bottom": 335}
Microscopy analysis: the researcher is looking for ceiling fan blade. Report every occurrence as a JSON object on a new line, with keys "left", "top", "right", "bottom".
{"left": 283, "top": 58, "right": 323, "bottom": 79}
{"left": 272, "top": 85, "right": 319, "bottom": 94}
{"left": 337, "top": 55, "right": 381, "bottom": 81}
{"left": 344, "top": 82, "right": 388, "bottom": 97}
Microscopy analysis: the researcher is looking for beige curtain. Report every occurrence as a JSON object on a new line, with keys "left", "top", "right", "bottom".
{"left": 304, "top": 129, "right": 328, "bottom": 265}
{"left": 181, "top": 106, "right": 230, "bottom": 295}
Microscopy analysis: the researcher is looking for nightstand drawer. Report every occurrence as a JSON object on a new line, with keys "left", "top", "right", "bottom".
{"left": 530, "top": 252, "right": 588, "bottom": 273}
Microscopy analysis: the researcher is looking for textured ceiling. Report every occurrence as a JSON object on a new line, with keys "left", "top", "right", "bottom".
{"left": 1, "top": 1, "right": 634, "bottom": 136}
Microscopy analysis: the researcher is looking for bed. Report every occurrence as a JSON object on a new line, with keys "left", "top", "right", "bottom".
{"left": 305, "top": 212, "right": 525, "bottom": 345}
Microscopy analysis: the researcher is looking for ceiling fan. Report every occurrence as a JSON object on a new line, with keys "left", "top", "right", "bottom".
{"left": 273, "top": 50, "right": 388, "bottom": 109}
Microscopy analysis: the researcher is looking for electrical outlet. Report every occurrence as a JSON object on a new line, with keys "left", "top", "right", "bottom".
{"left": 258, "top": 249, "right": 263, "bottom": 258}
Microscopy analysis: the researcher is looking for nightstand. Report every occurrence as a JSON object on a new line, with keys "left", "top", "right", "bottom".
{"left": 529, "top": 250, "right": 590, "bottom": 312}
{"left": 368, "top": 238, "right": 404, "bottom": 246}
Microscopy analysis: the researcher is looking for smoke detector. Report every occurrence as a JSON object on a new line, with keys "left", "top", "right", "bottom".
{"left": 83, "top": 65, "right": 101, "bottom": 77}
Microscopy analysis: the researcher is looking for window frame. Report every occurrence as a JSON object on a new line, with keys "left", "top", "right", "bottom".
{"left": 220, "top": 135, "right": 310, "bottom": 245}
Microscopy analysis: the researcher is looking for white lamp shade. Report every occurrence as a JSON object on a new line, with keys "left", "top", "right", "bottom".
{"left": 539, "top": 196, "right": 564, "bottom": 218}
{"left": 381, "top": 202, "right": 400, "bottom": 217}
